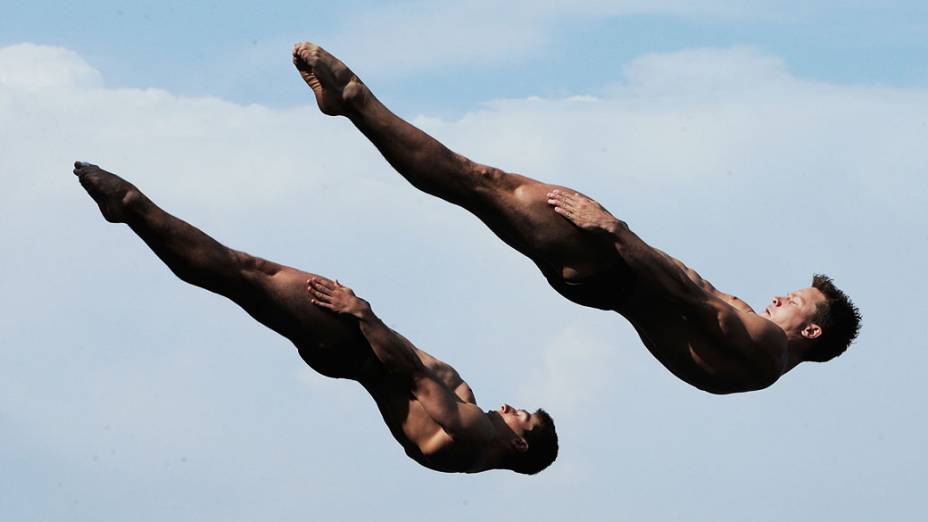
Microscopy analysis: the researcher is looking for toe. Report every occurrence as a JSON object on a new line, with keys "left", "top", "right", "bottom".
{"left": 73, "top": 161, "right": 90, "bottom": 176}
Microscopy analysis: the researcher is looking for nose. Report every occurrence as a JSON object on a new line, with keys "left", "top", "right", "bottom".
{"left": 501, "top": 404, "right": 512, "bottom": 413}
{"left": 771, "top": 296, "right": 782, "bottom": 307}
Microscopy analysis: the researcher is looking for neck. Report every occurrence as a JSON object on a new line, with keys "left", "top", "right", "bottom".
{"left": 783, "top": 338, "right": 807, "bottom": 373}
{"left": 481, "top": 412, "right": 519, "bottom": 471}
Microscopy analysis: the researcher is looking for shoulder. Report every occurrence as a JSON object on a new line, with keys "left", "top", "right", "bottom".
{"left": 713, "top": 291, "right": 757, "bottom": 314}
{"left": 454, "top": 382, "right": 477, "bottom": 404}
{"left": 708, "top": 292, "right": 786, "bottom": 361}
{"left": 697, "top": 294, "right": 785, "bottom": 375}
{"left": 414, "top": 349, "right": 476, "bottom": 404}
{"left": 721, "top": 306, "right": 789, "bottom": 380}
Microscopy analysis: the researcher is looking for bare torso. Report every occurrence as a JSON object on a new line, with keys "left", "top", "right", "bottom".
{"left": 294, "top": 319, "right": 484, "bottom": 472}
{"left": 443, "top": 171, "right": 788, "bottom": 394}
{"left": 474, "top": 178, "right": 788, "bottom": 393}
{"left": 623, "top": 290, "right": 786, "bottom": 393}
{"left": 364, "top": 347, "right": 485, "bottom": 472}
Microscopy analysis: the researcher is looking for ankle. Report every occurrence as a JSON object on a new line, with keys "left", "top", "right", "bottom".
{"left": 343, "top": 80, "right": 373, "bottom": 117}
{"left": 121, "top": 188, "right": 151, "bottom": 220}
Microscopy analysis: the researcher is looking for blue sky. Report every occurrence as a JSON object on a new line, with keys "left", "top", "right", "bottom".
{"left": 2, "top": 2, "right": 927, "bottom": 521}
{"left": 4, "top": 1, "right": 927, "bottom": 113}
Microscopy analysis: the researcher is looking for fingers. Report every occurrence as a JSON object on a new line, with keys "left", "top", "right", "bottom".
{"left": 306, "top": 277, "right": 357, "bottom": 312}
{"left": 308, "top": 276, "right": 335, "bottom": 292}
{"left": 550, "top": 202, "right": 583, "bottom": 227}
{"left": 311, "top": 298, "right": 335, "bottom": 311}
{"left": 548, "top": 197, "right": 577, "bottom": 211}
{"left": 308, "top": 288, "right": 330, "bottom": 302}
{"left": 306, "top": 278, "right": 335, "bottom": 306}
{"left": 306, "top": 286, "right": 329, "bottom": 303}
{"left": 546, "top": 189, "right": 578, "bottom": 209}
{"left": 546, "top": 190, "right": 576, "bottom": 217}
{"left": 553, "top": 206, "right": 579, "bottom": 222}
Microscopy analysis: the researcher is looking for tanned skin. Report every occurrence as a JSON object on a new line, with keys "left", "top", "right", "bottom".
{"left": 73, "top": 162, "right": 544, "bottom": 473}
{"left": 292, "top": 42, "right": 828, "bottom": 394}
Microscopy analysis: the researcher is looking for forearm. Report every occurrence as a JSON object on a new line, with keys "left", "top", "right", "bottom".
{"left": 307, "top": 278, "right": 427, "bottom": 377}
{"left": 608, "top": 223, "right": 712, "bottom": 305}
{"left": 354, "top": 305, "right": 426, "bottom": 378}
{"left": 344, "top": 300, "right": 472, "bottom": 434}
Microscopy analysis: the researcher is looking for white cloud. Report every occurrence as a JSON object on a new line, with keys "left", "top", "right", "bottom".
{"left": 620, "top": 46, "right": 794, "bottom": 95}
{"left": 0, "top": 43, "right": 103, "bottom": 90}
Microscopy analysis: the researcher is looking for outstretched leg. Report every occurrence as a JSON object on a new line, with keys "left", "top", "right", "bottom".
{"left": 292, "top": 43, "right": 616, "bottom": 283}
{"left": 73, "top": 162, "right": 374, "bottom": 379}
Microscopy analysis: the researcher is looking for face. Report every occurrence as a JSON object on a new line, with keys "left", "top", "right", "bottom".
{"left": 498, "top": 403, "right": 541, "bottom": 437}
{"left": 761, "top": 286, "right": 826, "bottom": 339}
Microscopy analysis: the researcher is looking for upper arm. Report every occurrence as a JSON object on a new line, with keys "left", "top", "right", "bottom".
{"left": 713, "top": 304, "right": 787, "bottom": 378}
{"left": 411, "top": 347, "right": 477, "bottom": 404}
{"left": 363, "top": 327, "right": 487, "bottom": 438}
{"left": 658, "top": 248, "right": 720, "bottom": 296}
{"left": 413, "top": 372, "right": 493, "bottom": 441}
{"left": 614, "top": 231, "right": 717, "bottom": 305}
{"left": 454, "top": 382, "right": 477, "bottom": 404}
{"left": 648, "top": 248, "right": 760, "bottom": 317}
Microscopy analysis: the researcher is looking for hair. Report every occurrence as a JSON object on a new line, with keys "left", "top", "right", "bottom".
{"left": 805, "top": 274, "right": 862, "bottom": 362}
{"left": 508, "top": 409, "right": 559, "bottom": 475}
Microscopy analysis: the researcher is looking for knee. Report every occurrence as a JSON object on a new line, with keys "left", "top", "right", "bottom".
{"left": 472, "top": 163, "right": 504, "bottom": 184}
{"left": 234, "top": 251, "right": 281, "bottom": 280}
{"left": 464, "top": 159, "right": 510, "bottom": 194}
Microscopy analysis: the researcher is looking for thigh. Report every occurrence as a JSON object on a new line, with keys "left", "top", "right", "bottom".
{"left": 469, "top": 171, "right": 618, "bottom": 280}
{"left": 229, "top": 255, "right": 378, "bottom": 380}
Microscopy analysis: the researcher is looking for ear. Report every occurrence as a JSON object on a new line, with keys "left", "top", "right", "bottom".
{"left": 801, "top": 323, "right": 822, "bottom": 340}
{"left": 511, "top": 437, "right": 528, "bottom": 453}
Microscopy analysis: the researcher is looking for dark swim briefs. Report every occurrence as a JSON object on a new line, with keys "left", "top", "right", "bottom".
{"left": 543, "top": 256, "right": 634, "bottom": 311}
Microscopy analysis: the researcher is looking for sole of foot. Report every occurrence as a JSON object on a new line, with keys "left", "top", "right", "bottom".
{"left": 292, "top": 41, "right": 369, "bottom": 117}
{"left": 73, "top": 161, "right": 139, "bottom": 223}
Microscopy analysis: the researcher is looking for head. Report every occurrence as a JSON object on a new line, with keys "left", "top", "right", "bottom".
{"left": 762, "top": 274, "right": 861, "bottom": 362}
{"left": 497, "top": 404, "right": 558, "bottom": 475}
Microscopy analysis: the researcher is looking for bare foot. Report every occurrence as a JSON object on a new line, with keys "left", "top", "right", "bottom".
{"left": 72, "top": 161, "right": 141, "bottom": 223}
{"left": 292, "top": 41, "right": 369, "bottom": 117}
{"left": 546, "top": 189, "right": 622, "bottom": 234}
